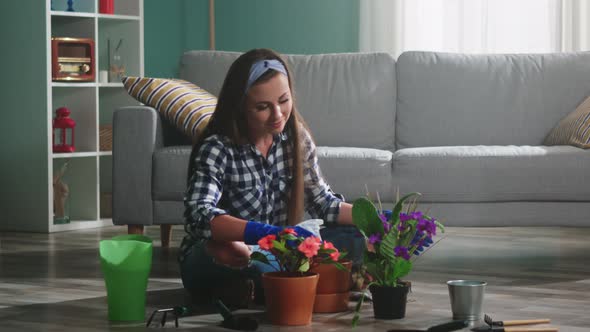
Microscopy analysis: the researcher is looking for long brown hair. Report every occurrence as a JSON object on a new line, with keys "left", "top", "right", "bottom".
{"left": 187, "top": 48, "right": 306, "bottom": 225}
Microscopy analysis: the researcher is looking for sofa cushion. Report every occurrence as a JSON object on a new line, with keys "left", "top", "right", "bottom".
{"left": 544, "top": 95, "right": 590, "bottom": 148}
{"left": 180, "top": 51, "right": 397, "bottom": 150}
{"left": 153, "top": 146, "right": 191, "bottom": 201}
{"left": 153, "top": 145, "right": 394, "bottom": 203}
{"left": 287, "top": 53, "right": 396, "bottom": 150}
{"left": 316, "top": 147, "right": 393, "bottom": 202}
{"left": 122, "top": 76, "right": 215, "bottom": 142}
{"left": 396, "top": 51, "right": 590, "bottom": 149}
{"left": 392, "top": 145, "right": 590, "bottom": 202}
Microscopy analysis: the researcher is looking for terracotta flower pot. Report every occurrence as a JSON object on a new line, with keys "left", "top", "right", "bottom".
{"left": 310, "top": 260, "right": 353, "bottom": 294}
{"left": 313, "top": 292, "right": 350, "bottom": 313}
{"left": 369, "top": 282, "right": 410, "bottom": 319}
{"left": 310, "top": 260, "right": 353, "bottom": 313}
{"left": 262, "top": 271, "right": 319, "bottom": 326}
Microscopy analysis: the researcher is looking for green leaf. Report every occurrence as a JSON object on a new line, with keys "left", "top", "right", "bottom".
{"left": 357, "top": 228, "right": 368, "bottom": 239}
{"left": 435, "top": 219, "right": 445, "bottom": 233}
{"left": 298, "top": 259, "right": 310, "bottom": 272}
{"left": 352, "top": 197, "right": 384, "bottom": 236}
{"left": 250, "top": 251, "right": 270, "bottom": 265}
{"left": 272, "top": 240, "right": 287, "bottom": 253}
{"left": 379, "top": 232, "right": 398, "bottom": 263}
{"left": 392, "top": 259, "right": 412, "bottom": 280}
{"left": 398, "top": 221, "right": 416, "bottom": 248}
{"left": 351, "top": 291, "right": 366, "bottom": 327}
{"left": 282, "top": 234, "right": 298, "bottom": 241}
{"left": 332, "top": 261, "right": 347, "bottom": 271}
{"left": 364, "top": 261, "right": 381, "bottom": 283}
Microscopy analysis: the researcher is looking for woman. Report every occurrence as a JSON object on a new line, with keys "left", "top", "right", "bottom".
{"left": 180, "top": 48, "right": 355, "bottom": 306}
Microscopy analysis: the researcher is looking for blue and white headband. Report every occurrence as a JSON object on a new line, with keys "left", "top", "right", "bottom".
{"left": 246, "top": 59, "right": 288, "bottom": 91}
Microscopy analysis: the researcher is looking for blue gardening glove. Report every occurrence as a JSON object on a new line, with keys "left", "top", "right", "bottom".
{"left": 292, "top": 226, "right": 316, "bottom": 238}
{"left": 243, "top": 221, "right": 316, "bottom": 245}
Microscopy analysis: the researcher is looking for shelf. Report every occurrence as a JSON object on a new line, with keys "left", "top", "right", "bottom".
{"left": 53, "top": 152, "right": 98, "bottom": 159}
{"left": 51, "top": 11, "right": 96, "bottom": 18}
{"left": 0, "top": 0, "right": 142, "bottom": 233}
{"left": 98, "top": 14, "right": 140, "bottom": 21}
{"left": 51, "top": 12, "right": 140, "bottom": 21}
{"left": 50, "top": 218, "right": 113, "bottom": 232}
{"left": 52, "top": 82, "right": 97, "bottom": 87}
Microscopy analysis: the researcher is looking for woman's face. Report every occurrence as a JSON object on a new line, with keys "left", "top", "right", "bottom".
{"left": 244, "top": 72, "right": 293, "bottom": 141}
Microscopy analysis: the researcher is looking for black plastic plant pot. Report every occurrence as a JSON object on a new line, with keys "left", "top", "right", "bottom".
{"left": 369, "top": 283, "right": 410, "bottom": 319}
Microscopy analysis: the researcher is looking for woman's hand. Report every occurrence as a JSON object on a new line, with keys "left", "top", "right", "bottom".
{"left": 206, "top": 240, "right": 252, "bottom": 268}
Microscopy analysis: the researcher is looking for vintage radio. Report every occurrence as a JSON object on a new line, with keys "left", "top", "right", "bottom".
{"left": 51, "top": 37, "right": 95, "bottom": 82}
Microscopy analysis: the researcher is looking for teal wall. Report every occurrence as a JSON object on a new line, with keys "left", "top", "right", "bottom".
{"left": 215, "top": 0, "right": 359, "bottom": 54}
{"left": 144, "top": 0, "right": 209, "bottom": 77}
{"left": 144, "top": 0, "right": 359, "bottom": 77}
{"left": 0, "top": 0, "right": 50, "bottom": 231}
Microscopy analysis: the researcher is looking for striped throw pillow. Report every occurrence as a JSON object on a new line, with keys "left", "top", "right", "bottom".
{"left": 544, "top": 96, "right": 590, "bottom": 149}
{"left": 122, "top": 76, "right": 216, "bottom": 142}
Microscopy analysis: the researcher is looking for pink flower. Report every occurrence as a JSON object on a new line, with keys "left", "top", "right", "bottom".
{"left": 298, "top": 236, "right": 321, "bottom": 258}
{"left": 258, "top": 234, "right": 276, "bottom": 250}
{"left": 281, "top": 228, "right": 297, "bottom": 236}
{"left": 322, "top": 241, "right": 340, "bottom": 261}
{"left": 329, "top": 250, "right": 340, "bottom": 262}
{"left": 322, "top": 241, "right": 336, "bottom": 250}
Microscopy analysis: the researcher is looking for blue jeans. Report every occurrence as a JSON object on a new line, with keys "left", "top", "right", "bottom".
{"left": 320, "top": 225, "right": 365, "bottom": 266}
{"left": 179, "top": 242, "right": 279, "bottom": 302}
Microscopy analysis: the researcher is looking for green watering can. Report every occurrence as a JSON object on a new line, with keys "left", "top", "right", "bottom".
{"left": 99, "top": 234, "right": 153, "bottom": 321}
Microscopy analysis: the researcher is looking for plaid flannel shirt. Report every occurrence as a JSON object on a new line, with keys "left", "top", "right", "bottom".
{"left": 180, "top": 129, "right": 343, "bottom": 260}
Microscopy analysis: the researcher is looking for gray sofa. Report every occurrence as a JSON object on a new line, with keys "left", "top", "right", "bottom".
{"left": 113, "top": 50, "right": 590, "bottom": 242}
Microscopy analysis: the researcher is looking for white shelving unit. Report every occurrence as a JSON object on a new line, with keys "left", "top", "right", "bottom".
{"left": 0, "top": 0, "right": 143, "bottom": 233}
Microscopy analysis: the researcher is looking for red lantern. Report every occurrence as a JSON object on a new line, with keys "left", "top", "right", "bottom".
{"left": 53, "top": 107, "right": 76, "bottom": 153}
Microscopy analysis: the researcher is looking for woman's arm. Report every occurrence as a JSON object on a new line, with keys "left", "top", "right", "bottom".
{"left": 336, "top": 202, "right": 354, "bottom": 225}
{"left": 209, "top": 215, "right": 248, "bottom": 241}
{"left": 185, "top": 138, "right": 239, "bottom": 241}
{"left": 300, "top": 129, "right": 352, "bottom": 225}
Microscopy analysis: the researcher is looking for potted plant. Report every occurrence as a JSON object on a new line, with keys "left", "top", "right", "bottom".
{"left": 351, "top": 192, "right": 444, "bottom": 325}
{"left": 250, "top": 229, "right": 344, "bottom": 326}
{"left": 310, "top": 244, "right": 352, "bottom": 313}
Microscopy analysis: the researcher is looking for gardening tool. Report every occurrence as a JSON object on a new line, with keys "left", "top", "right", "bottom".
{"left": 471, "top": 327, "right": 558, "bottom": 332}
{"left": 387, "top": 320, "right": 468, "bottom": 332}
{"left": 214, "top": 299, "right": 258, "bottom": 331}
{"left": 146, "top": 306, "right": 188, "bottom": 327}
{"left": 484, "top": 314, "right": 551, "bottom": 327}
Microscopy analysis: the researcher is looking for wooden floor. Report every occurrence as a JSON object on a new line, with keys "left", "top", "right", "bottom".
{"left": 0, "top": 226, "right": 589, "bottom": 331}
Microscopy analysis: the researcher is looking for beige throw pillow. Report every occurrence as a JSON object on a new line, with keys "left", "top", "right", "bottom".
{"left": 122, "top": 76, "right": 216, "bottom": 142}
{"left": 544, "top": 95, "right": 590, "bottom": 148}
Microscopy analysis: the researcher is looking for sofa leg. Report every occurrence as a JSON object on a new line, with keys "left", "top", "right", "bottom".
{"left": 128, "top": 224, "right": 144, "bottom": 235}
{"left": 160, "top": 224, "right": 172, "bottom": 248}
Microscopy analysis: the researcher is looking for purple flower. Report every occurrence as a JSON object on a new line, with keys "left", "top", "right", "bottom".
{"left": 379, "top": 213, "right": 387, "bottom": 222}
{"left": 368, "top": 233, "right": 382, "bottom": 244}
{"left": 410, "top": 211, "right": 423, "bottom": 220}
{"left": 397, "top": 219, "right": 408, "bottom": 232}
{"left": 394, "top": 246, "right": 411, "bottom": 260}
{"left": 417, "top": 217, "right": 437, "bottom": 236}
{"left": 399, "top": 212, "right": 412, "bottom": 222}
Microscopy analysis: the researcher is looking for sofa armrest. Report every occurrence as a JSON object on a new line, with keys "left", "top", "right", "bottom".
{"left": 112, "top": 106, "right": 164, "bottom": 226}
